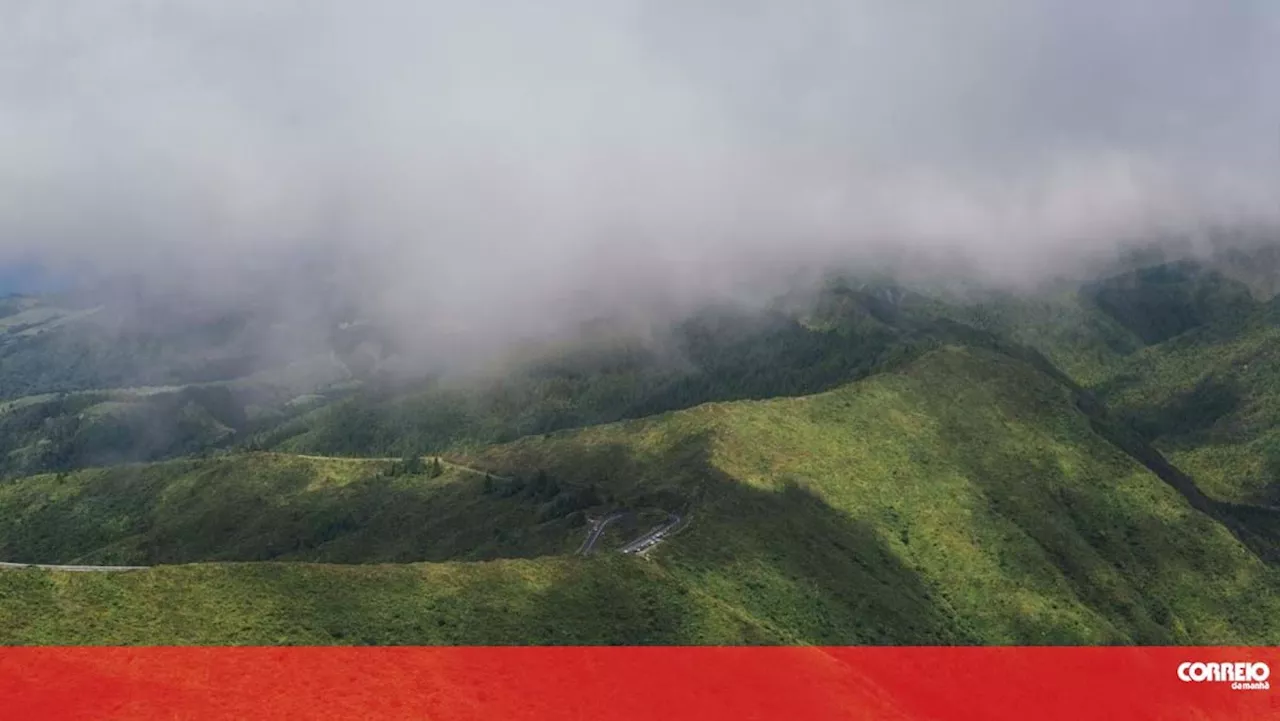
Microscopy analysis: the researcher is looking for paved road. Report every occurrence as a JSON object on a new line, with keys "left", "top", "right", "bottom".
{"left": 620, "top": 514, "right": 684, "bottom": 556}
{"left": 290, "top": 456, "right": 691, "bottom": 556}
{"left": 1, "top": 452, "right": 679, "bottom": 570}
{"left": 0, "top": 561, "right": 146, "bottom": 572}
{"left": 577, "top": 512, "right": 627, "bottom": 555}
{"left": 3, "top": 510, "right": 687, "bottom": 571}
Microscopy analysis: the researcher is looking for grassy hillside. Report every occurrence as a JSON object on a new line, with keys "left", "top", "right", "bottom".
{"left": 0, "top": 453, "right": 599, "bottom": 565}
{"left": 3, "top": 263, "right": 1279, "bottom": 646}
{"left": 0, "top": 556, "right": 775, "bottom": 645}
{"left": 937, "top": 289, "right": 1144, "bottom": 386}
{"left": 6, "top": 345, "right": 1274, "bottom": 644}
{"left": 260, "top": 293, "right": 963, "bottom": 458}
{"left": 0, "top": 294, "right": 367, "bottom": 474}
{"left": 1095, "top": 299, "right": 1280, "bottom": 507}
{"left": 471, "top": 346, "right": 1279, "bottom": 645}
{"left": 928, "top": 261, "right": 1261, "bottom": 388}
{"left": 934, "top": 260, "right": 1280, "bottom": 510}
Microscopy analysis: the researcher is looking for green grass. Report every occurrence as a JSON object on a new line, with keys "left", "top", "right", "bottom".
{"left": 0, "top": 453, "right": 591, "bottom": 565}
{"left": 2, "top": 342, "right": 1277, "bottom": 645}
{"left": 0, "top": 556, "right": 774, "bottom": 645}
{"left": 926, "top": 261, "right": 1280, "bottom": 509}
{"left": 473, "top": 346, "right": 1280, "bottom": 645}
{"left": 1095, "top": 303, "right": 1280, "bottom": 506}
{"left": 940, "top": 289, "right": 1143, "bottom": 386}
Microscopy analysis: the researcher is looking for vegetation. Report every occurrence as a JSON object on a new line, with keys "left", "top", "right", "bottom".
{"left": 263, "top": 291, "right": 998, "bottom": 457}
{"left": 0, "top": 387, "right": 248, "bottom": 478}
{"left": 937, "top": 259, "right": 1280, "bottom": 509}
{"left": 0, "top": 453, "right": 592, "bottom": 565}
{"left": 2, "top": 258, "right": 1279, "bottom": 645}
{"left": 3, "top": 346, "right": 1276, "bottom": 645}
{"left": 1092, "top": 299, "right": 1280, "bottom": 506}
{"left": 0, "top": 557, "right": 775, "bottom": 645}
{"left": 0, "top": 303, "right": 265, "bottom": 398}
{"left": 1081, "top": 261, "right": 1257, "bottom": 345}
{"left": 471, "top": 346, "right": 1280, "bottom": 645}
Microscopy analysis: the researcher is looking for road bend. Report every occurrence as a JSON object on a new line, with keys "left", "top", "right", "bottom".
{"left": 577, "top": 512, "right": 627, "bottom": 555}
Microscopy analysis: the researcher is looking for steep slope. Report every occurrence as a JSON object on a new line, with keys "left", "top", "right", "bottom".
{"left": 473, "top": 345, "right": 1279, "bottom": 645}
{"left": 938, "top": 288, "right": 1144, "bottom": 386}
{"left": 937, "top": 260, "right": 1280, "bottom": 510}
{"left": 1080, "top": 260, "right": 1256, "bottom": 345}
{"left": 931, "top": 260, "right": 1260, "bottom": 388}
{"left": 6, "top": 345, "right": 1274, "bottom": 644}
{"left": 1095, "top": 298, "right": 1280, "bottom": 508}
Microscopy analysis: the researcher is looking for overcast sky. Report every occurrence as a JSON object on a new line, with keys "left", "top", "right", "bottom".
{"left": 1, "top": 1, "right": 1278, "bottom": 355}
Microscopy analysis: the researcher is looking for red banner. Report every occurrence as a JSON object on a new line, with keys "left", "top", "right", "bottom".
{"left": 1, "top": 647, "right": 1276, "bottom": 720}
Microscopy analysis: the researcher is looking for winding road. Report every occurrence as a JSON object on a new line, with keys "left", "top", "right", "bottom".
{"left": 0, "top": 454, "right": 681, "bottom": 572}
{"left": 577, "top": 512, "right": 628, "bottom": 555}
{"left": 0, "top": 561, "right": 146, "bottom": 572}
{"left": 577, "top": 511, "right": 686, "bottom": 556}
{"left": 619, "top": 514, "right": 684, "bottom": 555}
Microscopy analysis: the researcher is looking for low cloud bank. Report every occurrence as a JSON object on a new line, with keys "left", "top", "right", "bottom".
{"left": 1, "top": 1, "right": 1277, "bottom": 362}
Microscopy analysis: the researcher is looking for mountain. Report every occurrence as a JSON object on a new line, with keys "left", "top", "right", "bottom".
{"left": 2, "top": 344, "right": 1277, "bottom": 645}
{"left": 1, "top": 256, "right": 1279, "bottom": 645}
{"left": 1094, "top": 294, "right": 1280, "bottom": 508}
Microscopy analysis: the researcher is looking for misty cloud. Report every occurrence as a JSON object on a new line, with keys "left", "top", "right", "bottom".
{"left": 1, "top": 0, "right": 1278, "bottom": 360}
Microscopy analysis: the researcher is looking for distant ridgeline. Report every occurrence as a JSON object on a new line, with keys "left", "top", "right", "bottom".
{"left": 2, "top": 255, "right": 1280, "bottom": 478}
{"left": 0, "top": 252, "right": 1279, "bottom": 644}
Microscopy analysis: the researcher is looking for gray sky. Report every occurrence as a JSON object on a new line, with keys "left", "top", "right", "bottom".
{"left": 1, "top": 1, "right": 1278, "bottom": 357}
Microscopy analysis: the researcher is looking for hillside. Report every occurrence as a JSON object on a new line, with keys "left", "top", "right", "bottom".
{"left": 260, "top": 296, "right": 944, "bottom": 457}
{"left": 472, "top": 345, "right": 1279, "bottom": 645}
{"left": 0, "top": 556, "right": 773, "bottom": 645}
{"left": 3, "top": 345, "right": 1276, "bottom": 645}
{"left": 1094, "top": 298, "right": 1280, "bottom": 507}
{"left": 933, "top": 260, "right": 1280, "bottom": 511}
{"left": 0, "top": 293, "right": 376, "bottom": 478}
{"left": 0, "top": 454, "right": 594, "bottom": 566}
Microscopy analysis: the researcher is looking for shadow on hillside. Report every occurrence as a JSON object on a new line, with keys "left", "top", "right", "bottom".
{"left": 283, "top": 420, "right": 1276, "bottom": 645}
{"left": 459, "top": 432, "right": 989, "bottom": 645}
{"left": 35, "top": 432, "right": 987, "bottom": 644}
{"left": 974, "top": 335, "right": 1280, "bottom": 571}
{"left": 1101, "top": 376, "right": 1245, "bottom": 452}
{"left": 187, "top": 431, "right": 979, "bottom": 645}
{"left": 0, "top": 457, "right": 588, "bottom": 566}
{"left": 1072, "top": 392, "right": 1280, "bottom": 568}
{"left": 925, "top": 386, "right": 1279, "bottom": 644}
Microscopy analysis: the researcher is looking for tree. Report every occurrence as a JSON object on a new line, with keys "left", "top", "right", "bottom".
{"left": 400, "top": 453, "right": 425, "bottom": 475}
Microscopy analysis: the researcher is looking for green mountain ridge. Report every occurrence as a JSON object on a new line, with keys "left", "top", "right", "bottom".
{"left": 3, "top": 343, "right": 1277, "bottom": 645}
{"left": 3, "top": 256, "right": 1280, "bottom": 645}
